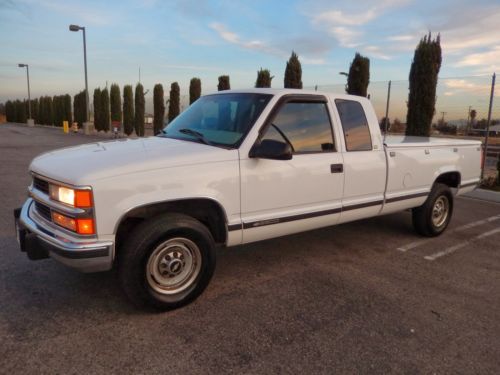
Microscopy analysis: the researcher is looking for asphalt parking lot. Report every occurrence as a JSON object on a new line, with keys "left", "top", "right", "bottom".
{"left": 1, "top": 123, "right": 499, "bottom": 374}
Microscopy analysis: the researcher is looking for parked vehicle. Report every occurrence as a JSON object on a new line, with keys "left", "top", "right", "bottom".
{"left": 15, "top": 89, "right": 482, "bottom": 310}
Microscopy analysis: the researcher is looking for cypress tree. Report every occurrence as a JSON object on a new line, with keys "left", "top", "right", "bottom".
{"left": 93, "top": 88, "right": 102, "bottom": 131}
{"left": 110, "top": 83, "right": 121, "bottom": 123}
{"left": 189, "top": 78, "right": 202, "bottom": 104}
{"left": 32, "top": 98, "right": 39, "bottom": 124}
{"left": 134, "top": 83, "right": 145, "bottom": 136}
{"left": 101, "top": 87, "right": 110, "bottom": 132}
{"left": 46, "top": 96, "right": 53, "bottom": 125}
{"left": 284, "top": 51, "right": 303, "bottom": 89}
{"left": 5, "top": 100, "right": 13, "bottom": 122}
{"left": 346, "top": 53, "right": 370, "bottom": 97}
{"left": 74, "top": 91, "right": 86, "bottom": 127}
{"left": 217, "top": 75, "right": 230, "bottom": 91}
{"left": 255, "top": 68, "right": 273, "bottom": 88}
{"left": 52, "top": 96, "right": 59, "bottom": 126}
{"left": 15, "top": 100, "right": 27, "bottom": 123}
{"left": 153, "top": 83, "right": 165, "bottom": 135}
{"left": 406, "top": 33, "right": 442, "bottom": 137}
{"left": 168, "top": 82, "right": 180, "bottom": 122}
{"left": 64, "top": 94, "right": 72, "bottom": 124}
{"left": 123, "top": 85, "right": 134, "bottom": 135}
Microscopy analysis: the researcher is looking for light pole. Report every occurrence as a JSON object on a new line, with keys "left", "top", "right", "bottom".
{"left": 18, "top": 63, "right": 31, "bottom": 121}
{"left": 69, "top": 24, "right": 89, "bottom": 122}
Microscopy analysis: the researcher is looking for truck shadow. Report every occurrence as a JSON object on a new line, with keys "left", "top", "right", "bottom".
{"left": 1, "top": 211, "right": 415, "bottom": 340}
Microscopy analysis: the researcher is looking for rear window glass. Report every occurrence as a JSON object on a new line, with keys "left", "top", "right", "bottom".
{"left": 335, "top": 99, "right": 372, "bottom": 151}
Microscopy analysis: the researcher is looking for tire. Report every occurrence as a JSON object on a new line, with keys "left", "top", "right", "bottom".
{"left": 412, "top": 183, "right": 454, "bottom": 237}
{"left": 118, "top": 213, "right": 216, "bottom": 311}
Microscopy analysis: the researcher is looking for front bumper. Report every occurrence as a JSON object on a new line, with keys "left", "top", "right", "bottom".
{"left": 15, "top": 198, "right": 114, "bottom": 272}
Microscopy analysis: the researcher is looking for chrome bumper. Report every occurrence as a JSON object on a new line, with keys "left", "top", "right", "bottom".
{"left": 16, "top": 198, "right": 114, "bottom": 272}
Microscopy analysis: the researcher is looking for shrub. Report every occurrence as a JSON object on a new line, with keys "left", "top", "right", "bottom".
{"left": 123, "top": 85, "right": 134, "bottom": 135}
{"left": 134, "top": 83, "right": 145, "bottom": 136}
{"left": 217, "top": 75, "right": 230, "bottom": 91}
{"left": 406, "top": 33, "right": 442, "bottom": 137}
{"left": 110, "top": 83, "right": 121, "bottom": 123}
{"left": 168, "top": 82, "right": 180, "bottom": 122}
{"left": 101, "top": 87, "right": 110, "bottom": 132}
{"left": 284, "top": 51, "right": 302, "bottom": 89}
{"left": 346, "top": 53, "right": 370, "bottom": 97}
{"left": 189, "top": 78, "right": 201, "bottom": 104}
{"left": 255, "top": 68, "right": 273, "bottom": 88}
{"left": 93, "top": 88, "right": 102, "bottom": 130}
{"left": 153, "top": 83, "right": 165, "bottom": 135}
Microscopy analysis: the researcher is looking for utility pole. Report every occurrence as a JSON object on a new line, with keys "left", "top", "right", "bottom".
{"left": 18, "top": 63, "right": 32, "bottom": 123}
{"left": 441, "top": 111, "right": 446, "bottom": 123}
{"left": 481, "top": 72, "right": 496, "bottom": 180}
{"left": 466, "top": 106, "right": 471, "bottom": 136}
{"left": 69, "top": 24, "right": 90, "bottom": 123}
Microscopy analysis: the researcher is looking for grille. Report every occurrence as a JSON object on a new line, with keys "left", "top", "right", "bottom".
{"left": 33, "top": 177, "right": 49, "bottom": 194}
{"left": 34, "top": 201, "right": 52, "bottom": 221}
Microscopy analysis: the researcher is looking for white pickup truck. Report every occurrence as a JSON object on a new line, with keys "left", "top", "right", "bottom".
{"left": 15, "top": 89, "right": 482, "bottom": 310}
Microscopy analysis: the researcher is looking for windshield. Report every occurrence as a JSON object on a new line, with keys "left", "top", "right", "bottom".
{"left": 160, "top": 93, "right": 273, "bottom": 148}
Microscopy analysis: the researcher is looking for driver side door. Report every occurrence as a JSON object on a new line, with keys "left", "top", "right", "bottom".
{"left": 239, "top": 95, "right": 344, "bottom": 244}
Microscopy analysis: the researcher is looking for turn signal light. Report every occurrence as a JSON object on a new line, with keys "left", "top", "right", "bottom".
{"left": 52, "top": 212, "right": 77, "bottom": 231}
{"left": 51, "top": 212, "right": 95, "bottom": 235}
{"left": 75, "top": 190, "right": 92, "bottom": 208}
{"left": 76, "top": 219, "right": 95, "bottom": 235}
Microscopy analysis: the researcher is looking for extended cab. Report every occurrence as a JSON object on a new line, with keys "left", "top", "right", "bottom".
{"left": 15, "top": 89, "right": 482, "bottom": 310}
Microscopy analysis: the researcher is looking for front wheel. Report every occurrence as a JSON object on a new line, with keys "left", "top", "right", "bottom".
{"left": 412, "top": 183, "right": 454, "bottom": 237}
{"left": 119, "top": 213, "right": 216, "bottom": 310}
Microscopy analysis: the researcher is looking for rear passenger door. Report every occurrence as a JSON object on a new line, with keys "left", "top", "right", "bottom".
{"left": 334, "top": 99, "right": 386, "bottom": 223}
{"left": 240, "top": 95, "right": 344, "bottom": 244}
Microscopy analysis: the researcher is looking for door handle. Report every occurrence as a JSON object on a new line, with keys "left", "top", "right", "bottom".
{"left": 330, "top": 164, "right": 343, "bottom": 173}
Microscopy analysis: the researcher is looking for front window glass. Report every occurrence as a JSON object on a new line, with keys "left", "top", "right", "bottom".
{"left": 161, "top": 93, "right": 273, "bottom": 148}
{"left": 261, "top": 102, "right": 335, "bottom": 153}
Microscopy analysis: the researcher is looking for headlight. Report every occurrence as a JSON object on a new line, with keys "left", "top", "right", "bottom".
{"left": 49, "top": 184, "right": 93, "bottom": 208}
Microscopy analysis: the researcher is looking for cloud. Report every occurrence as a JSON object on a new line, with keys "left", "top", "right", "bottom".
{"left": 443, "top": 79, "right": 491, "bottom": 95}
{"left": 362, "top": 46, "right": 391, "bottom": 60}
{"left": 313, "top": 9, "right": 378, "bottom": 27}
{"left": 209, "top": 22, "right": 327, "bottom": 65}
{"left": 455, "top": 46, "right": 500, "bottom": 70}
{"left": 308, "top": 0, "right": 410, "bottom": 48}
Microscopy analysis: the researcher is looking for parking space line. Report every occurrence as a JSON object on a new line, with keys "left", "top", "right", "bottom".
{"left": 397, "top": 214, "right": 500, "bottom": 252}
{"left": 424, "top": 227, "right": 500, "bottom": 261}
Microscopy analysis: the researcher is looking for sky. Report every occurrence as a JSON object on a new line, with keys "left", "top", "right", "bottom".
{"left": 1, "top": 0, "right": 499, "bottom": 119}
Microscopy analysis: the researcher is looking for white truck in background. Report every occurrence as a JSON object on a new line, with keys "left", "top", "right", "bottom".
{"left": 15, "top": 89, "right": 482, "bottom": 310}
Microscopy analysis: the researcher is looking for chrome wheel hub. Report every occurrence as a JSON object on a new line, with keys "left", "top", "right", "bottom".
{"left": 432, "top": 196, "right": 449, "bottom": 228}
{"left": 146, "top": 238, "right": 201, "bottom": 295}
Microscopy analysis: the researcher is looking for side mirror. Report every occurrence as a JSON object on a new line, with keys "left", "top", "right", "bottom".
{"left": 249, "top": 139, "right": 293, "bottom": 160}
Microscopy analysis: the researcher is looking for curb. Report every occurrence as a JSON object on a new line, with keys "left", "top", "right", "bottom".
{"left": 462, "top": 188, "right": 500, "bottom": 203}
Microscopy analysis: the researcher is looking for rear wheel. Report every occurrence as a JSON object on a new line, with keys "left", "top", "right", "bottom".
{"left": 119, "top": 213, "right": 216, "bottom": 310}
{"left": 412, "top": 183, "right": 453, "bottom": 237}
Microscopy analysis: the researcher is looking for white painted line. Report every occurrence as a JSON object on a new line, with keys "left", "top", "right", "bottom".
{"left": 455, "top": 215, "right": 500, "bottom": 231}
{"left": 424, "top": 227, "right": 500, "bottom": 261}
{"left": 397, "top": 239, "right": 429, "bottom": 252}
{"left": 397, "top": 214, "right": 500, "bottom": 252}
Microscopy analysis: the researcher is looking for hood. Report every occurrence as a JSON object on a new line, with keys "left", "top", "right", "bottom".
{"left": 30, "top": 136, "right": 238, "bottom": 185}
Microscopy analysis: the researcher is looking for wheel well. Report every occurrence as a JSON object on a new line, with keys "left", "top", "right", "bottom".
{"left": 115, "top": 199, "right": 228, "bottom": 253}
{"left": 435, "top": 171, "right": 461, "bottom": 188}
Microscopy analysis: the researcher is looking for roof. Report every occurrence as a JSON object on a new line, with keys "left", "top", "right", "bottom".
{"left": 202, "top": 88, "right": 369, "bottom": 103}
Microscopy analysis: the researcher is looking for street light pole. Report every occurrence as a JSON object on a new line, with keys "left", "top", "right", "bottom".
{"left": 69, "top": 24, "right": 89, "bottom": 122}
{"left": 18, "top": 63, "right": 31, "bottom": 120}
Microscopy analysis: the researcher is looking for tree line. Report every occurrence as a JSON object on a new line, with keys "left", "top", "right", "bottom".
{"left": 3, "top": 37, "right": 444, "bottom": 137}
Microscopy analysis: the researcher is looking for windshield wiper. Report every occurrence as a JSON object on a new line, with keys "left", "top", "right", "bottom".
{"left": 178, "top": 128, "right": 214, "bottom": 146}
